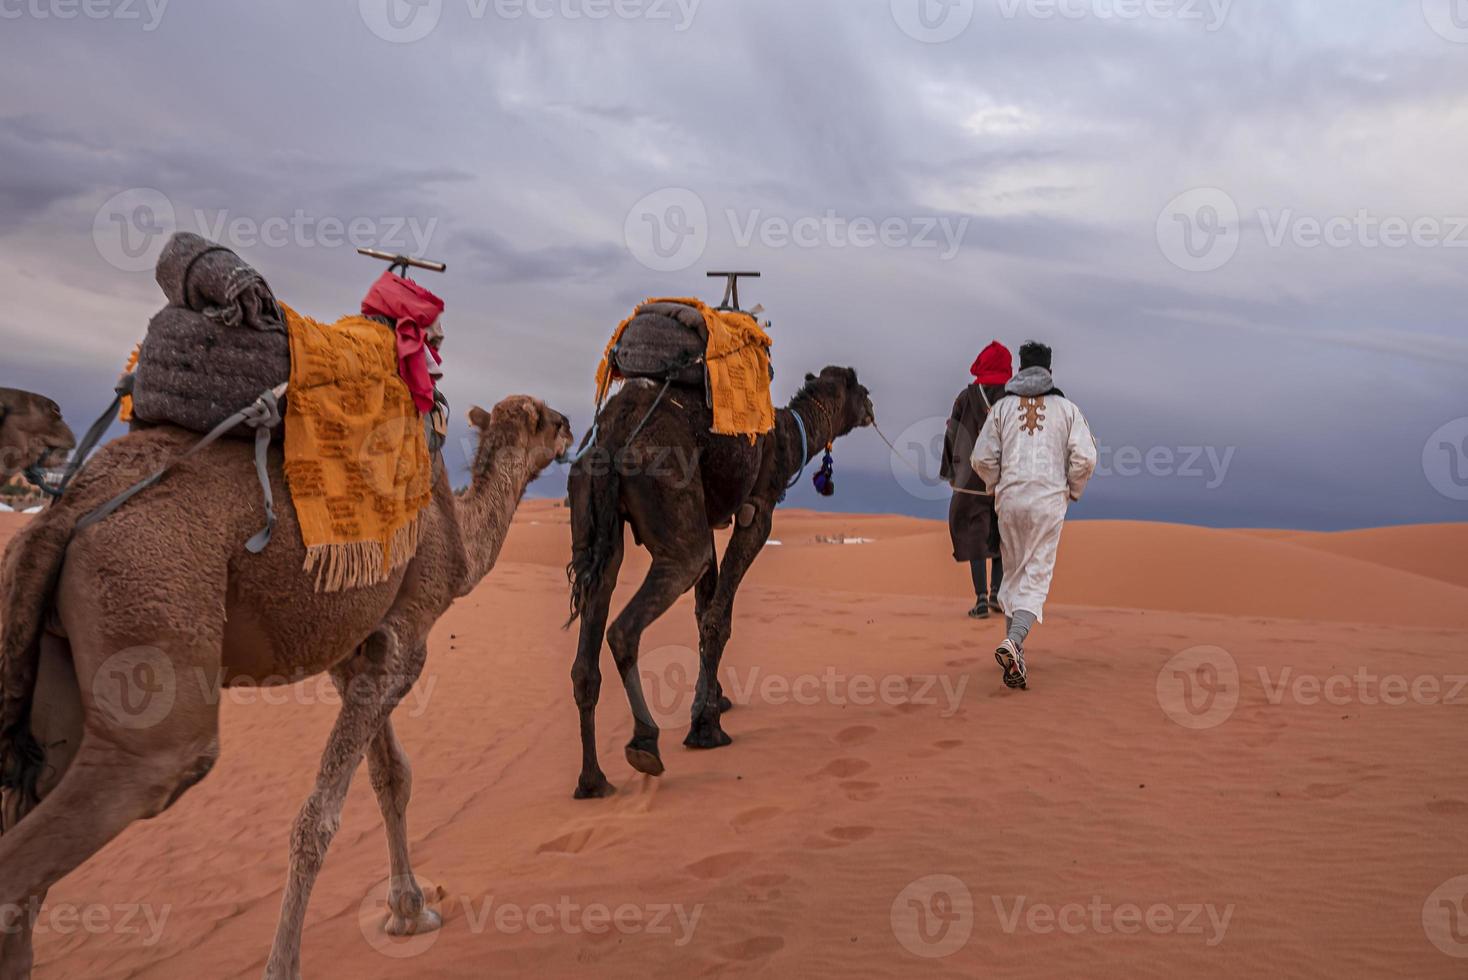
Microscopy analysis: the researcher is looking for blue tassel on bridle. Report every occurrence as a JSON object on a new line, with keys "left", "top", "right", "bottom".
{"left": 812, "top": 447, "right": 836, "bottom": 497}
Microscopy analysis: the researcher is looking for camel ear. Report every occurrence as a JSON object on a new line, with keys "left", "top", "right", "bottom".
{"left": 805, "top": 373, "right": 817, "bottom": 383}
{"left": 468, "top": 406, "right": 492, "bottom": 430}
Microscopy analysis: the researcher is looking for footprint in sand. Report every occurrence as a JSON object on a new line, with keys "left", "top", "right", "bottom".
{"left": 685, "top": 851, "right": 754, "bottom": 880}
{"left": 732, "top": 806, "right": 784, "bottom": 829}
{"left": 1305, "top": 783, "right": 1352, "bottom": 800}
{"left": 1428, "top": 799, "right": 1468, "bottom": 816}
{"left": 946, "top": 657, "right": 981, "bottom": 668}
{"left": 841, "top": 780, "right": 881, "bottom": 801}
{"left": 805, "top": 825, "right": 876, "bottom": 849}
{"left": 536, "top": 828, "right": 600, "bottom": 855}
{"left": 834, "top": 725, "right": 878, "bottom": 745}
{"left": 934, "top": 739, "right": 963, "bottom": 751}
{"left": 818, "top": 758, "right": 871, "bottom": 778}
{"left": 716, "top": 936, "right": 786, "bottom": 962}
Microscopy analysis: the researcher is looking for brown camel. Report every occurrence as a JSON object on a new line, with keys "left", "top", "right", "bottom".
{"left": 0, "top": 389, "right": 75, "bottom": 487}
{"left": 0, "top": 395, "right": 571, "bottom": 979}
{"left": 566, "top": 366, "right": 874, "bottom": 799}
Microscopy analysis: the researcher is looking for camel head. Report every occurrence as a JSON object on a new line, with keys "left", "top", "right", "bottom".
{"left": 0, "top": 387, "right": 76, "bottom": 484}
{"left": 801, "top": 367, "right": 876, "bottom": 439}
{"left": 467, "top": 395, "right": 574, "bottom": 482}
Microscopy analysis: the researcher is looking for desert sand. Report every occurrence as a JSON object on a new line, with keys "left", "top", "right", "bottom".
{"left": 3, "top": 505, "right": 1466, "bottom": 978}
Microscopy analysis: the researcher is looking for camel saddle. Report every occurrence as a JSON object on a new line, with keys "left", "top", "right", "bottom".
{"left": 610, "top": 301, "right": 710, "bottom": 389}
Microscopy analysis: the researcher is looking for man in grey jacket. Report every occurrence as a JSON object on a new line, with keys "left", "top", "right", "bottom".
{"left": 971, "top": 342, "right": 1098, "bottom": 690}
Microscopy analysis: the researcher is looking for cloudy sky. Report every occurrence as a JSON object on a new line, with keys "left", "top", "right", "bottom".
{"left": 1, "top": 0, "right": 1465, "bottom": 529}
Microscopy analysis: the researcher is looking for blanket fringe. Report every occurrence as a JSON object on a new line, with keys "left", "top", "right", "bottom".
{"left": 302, "top": 511, "right": 423, "bottom": 593}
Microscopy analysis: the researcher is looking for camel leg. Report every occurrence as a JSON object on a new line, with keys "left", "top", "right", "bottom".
{"left": 0, "top": 633, "right": 83, "bottom": 980}
{"left": 691, "top": 552, "right": 732, "bottom": 714}
{"left": 263, "top": 631, "right": 425, "bottom": 980}
{"left": 571, "top": 530, "right": 624, "bottom": 800}
{"left": 0, "top": 666, "right": 221, "bottom": 924}
{"left": 334, "top": 661, "right": 441, "bottom": 938}
{"left": 687, "top": 508, "right": 773, "bottom": 749}
{"left": 609, "top": 549, "right": 710, "bottom": 778}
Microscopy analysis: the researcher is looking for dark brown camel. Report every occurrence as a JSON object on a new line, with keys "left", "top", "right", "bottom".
{"left": 566, "top": 366, "right": 874, "bottom": 799}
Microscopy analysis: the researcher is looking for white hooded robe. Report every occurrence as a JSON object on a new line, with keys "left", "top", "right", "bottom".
{"left": 971, "top": 371, "right": 1097, "bottom": 622}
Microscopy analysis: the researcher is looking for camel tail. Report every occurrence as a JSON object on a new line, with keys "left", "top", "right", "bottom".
{"left": 565, "top": 444, "right": 621, "bottom": 628}
{"left": 0, "top": 508, "right": 73, "bottom": 824}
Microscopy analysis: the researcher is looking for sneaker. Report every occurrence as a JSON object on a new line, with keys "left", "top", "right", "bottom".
{"left": 989, "top": 591, "right": 1004, "bottom": 614}
{"left": 994, "top": 639, "right": 1028, "bottom": 690}
{"left": 968, "top": 598, "right": 990, "bottom": 620}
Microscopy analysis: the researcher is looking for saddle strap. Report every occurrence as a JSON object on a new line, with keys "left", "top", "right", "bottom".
{"left": 76, "top": 384, "right": 287, "bottom": 553}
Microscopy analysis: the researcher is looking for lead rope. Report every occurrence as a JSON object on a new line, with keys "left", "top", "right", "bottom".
{"left": 873, "top": 419, "right": 993, "bottom": 499}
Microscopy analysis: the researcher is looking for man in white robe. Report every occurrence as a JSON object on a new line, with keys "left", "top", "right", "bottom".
{"left": 971, "top": 342, "right": 1097, "bottom": 690}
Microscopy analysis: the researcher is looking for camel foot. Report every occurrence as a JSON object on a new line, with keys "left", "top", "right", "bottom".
{"left": 624, "top": 737, "right": 665, "bottom": 777}
{"left": 684, "top": 720, "right": 733, "bottom": 750}
{"left": 718, "top": 695, "right": 734, "bottom": 714}
{"left": 574, "top": 773, "right": 617, "bottom": 799}
{"left": 385, "top": 907, "right": 443, "bottom": 937}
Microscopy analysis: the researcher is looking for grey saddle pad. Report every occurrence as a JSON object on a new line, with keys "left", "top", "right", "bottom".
{"left": 612, "top": 301, "right": 708, "bottom": 388}
{"left": 131, "top": 306, "right": 291, "bottom": 437}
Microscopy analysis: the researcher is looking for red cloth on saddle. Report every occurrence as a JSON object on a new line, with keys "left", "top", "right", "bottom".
{"left": 971, "top": 341, "right": 1013, "bottom": 385}
{"left": 361, "top": 271, "right": 444, "bottom": 413}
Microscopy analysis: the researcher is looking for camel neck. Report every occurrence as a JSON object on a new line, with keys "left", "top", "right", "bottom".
{"left": 789, "top": 398, "right": 835, "bottom": 467}
{"left": 457, "top": 436, "right": 533, "bottom": 587}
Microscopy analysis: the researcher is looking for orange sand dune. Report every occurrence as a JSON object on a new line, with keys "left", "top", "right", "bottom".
{"left": 2, "top": 508, "right": 1466, "bottom": 978}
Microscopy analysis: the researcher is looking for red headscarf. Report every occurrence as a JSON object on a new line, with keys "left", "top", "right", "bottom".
{"left": 971, "top": 340, "right": 1013, "bottom": 386}
{"left": 362, "top": 270, "right": 444, "bottom": 414}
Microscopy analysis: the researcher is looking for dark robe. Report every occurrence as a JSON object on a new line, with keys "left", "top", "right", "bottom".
{"left": 940, "top": 383, "right": 1006, "bottom": 563}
